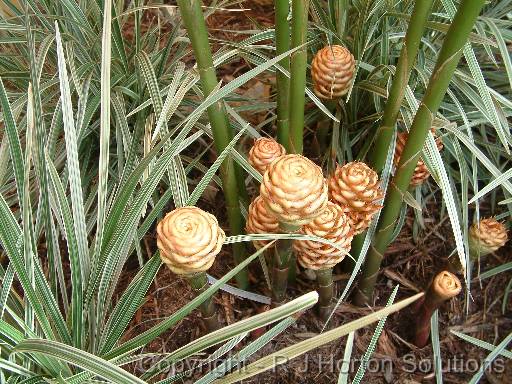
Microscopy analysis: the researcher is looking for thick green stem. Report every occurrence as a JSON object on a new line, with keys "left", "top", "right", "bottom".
{"left": 333, "top": 0, "right": 347, "bottom": 39}
{"left": 288, "top": 0, "right": 310, "bottom": 154}
{"left": 369, "top": 0, "right": 434, "bottom": 173}
{"left": 316, "top": 100, "right": 337, "bottom": 155}
{"left": 177, "top": 0, "right": 249, "bottom": 289}
{"left": 271, "top": 264, "right": 290, "bottom": 306}
{"left": 186, "top": 272, "right": 220, "bottom": 332}
{"left": 355, "top": 0, "right": 486, "bottom": 305}
{"left": 272, "top": 222, "right": 299, "bottom": 306}
{"left": 339, "top": 232, "right": 364, "bottom": 273}
{"left": 315, "top": 268, "right": 334, "bottom": 321}
{"left": 275, "top": 0, "right": 291, "bottom": 151}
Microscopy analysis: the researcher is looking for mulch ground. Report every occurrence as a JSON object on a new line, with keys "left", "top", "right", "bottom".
{"left": 123, "top": 196, "right": 512, "bottom": 383}
{"left": 118, "top": 2, "right": 512, "bottom": 383}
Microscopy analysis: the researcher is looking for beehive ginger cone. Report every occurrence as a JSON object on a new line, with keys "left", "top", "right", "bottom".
{"left": 246, "top": 195, "right": 280, "bottom": 248}
{"left": 248, "top": 137, "right": 286, "bottom": 175}
{"left": 311, "top": 45, "right": 355, "bottom": 100}
{"left": 328, "top": 162, "right": 383, "bottom": 234}
{"left": 294, "top": 201, "right": 353, "bottom": 270}
{"left": 394, "top": 129, "right": 443, "bottom": 186}
{"left": 157, "top": 206, "right": 225, "bottom": 275}
{"left": 260, "top": 154, "right": 328, "bottom": 225}
{"left": 468, "top": 217, "right": 508, "bottom": 258}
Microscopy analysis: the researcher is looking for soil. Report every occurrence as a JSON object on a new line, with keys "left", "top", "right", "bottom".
{"left": 123, "top": 196, "right": 512, "bottom": 383}
{"left": 120, "top": 2, "right": 512, "bottom": 383}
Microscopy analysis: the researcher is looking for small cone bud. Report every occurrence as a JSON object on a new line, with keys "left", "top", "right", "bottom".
{"left": 295, "top": 201, "right": 353, "bottom": 270}
{"left": 311, "top": 45, "right": 355, "bottom": 100}
{"left": 260, "top": 154, "right": 328, "bottom": 225}
{"left": 248, "top": 137, "right": 286, "bottom": 175}
{"left": 468, "top": 217, "right": 508, "bottom": 258}
{"left": 428, "top": 270, "right": 462, "bottom": 302}
{"left": 246, "top": 195, "right": 280, "bottom": 248}
{"left": 394, "top": 129, "right": 443, "bottom": 186}
{"left": 157, "top": 207, "right": 225, "bottom": 275}
{"left": 328, "top": 161, "right": 383, "bottom": 234}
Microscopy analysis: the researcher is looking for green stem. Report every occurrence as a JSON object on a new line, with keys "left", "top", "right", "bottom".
{"left": 275, "top": 0, "right": 291, "bottom": 151}
{"left": 333, "top": 0, "right": 347, "bottom": 40}
{"left": 186, "top": 272, "right": 220, "bottom": 332}
{"left": 272, "top": 222, "right": 299, "bottom": 306}
{"left": 355, "top": 0, "right": 486, "bottom": 305}
{"left": 316, "top": 100, "right": 337, "bottom": 155}
{"left": 339, "top": 232, "right": 364, "bottom": 273}
{"left": 177, "top": 0, "right": 249, "bottom": 289}
{"left": 369, "top": 0, "right": 434, "bottom": 173}
{"left": 288, "top": 0, "right": 310, "bottom": 154}
{"left": 315, "top": 268, "right": 334, "bottom": 321}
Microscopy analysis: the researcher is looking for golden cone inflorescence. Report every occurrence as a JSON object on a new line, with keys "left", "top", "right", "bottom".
{"left": 157, "top": 206, "right": 225, "bottom": 275}
{"left": 328, "top": 161, "right": 383, "bottom": 235}
{"left": 295, "top": 201, "right": 353, "bottom": 270}
{"left": 468, "top": 217, "right": 508, "bottom": 258}
{"left": 311, "top": 45, "right": 355, "bottom": 100}
{"left": 394, "top": 129, "right": 443, "bottom": 186}
{"left": 248, "top": 137, "right": 286, "bottom": 175}
{"left": 430, "top": 271, "right": 462, "bottom": 301}
{"left": 246, "top": 195, "right": 280, "bottom": 248}
{"left": 260, "top": 154, "right": 328, "bottom": 225}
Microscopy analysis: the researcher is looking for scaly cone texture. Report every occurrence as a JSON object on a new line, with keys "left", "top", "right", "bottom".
{"left": 294, "top": 201, "right": 353, "bottom": 320}
{"left": 328, "top": 162, "right": 383, "bottom": 235}
{"left": 246, "top": 195, "right": 280, "bottom": 248}
{"left": 394, "top": 129, "right": 443, "bottom": 186}
{"left": 414, "top": 271, "right": 462, "bottom": 348}
{"left": 260, "top": 154, "right": 329, "bottom": 225}
{"left": 294, "top": 201, "right": 353, "bottom": 270}
{"left": 157, "top": 206, "right": 225, "bottom": 275}
{"left": 311, "top": 45, "right": 355, "bottom": 100}
{"left": 468, "top": 217, "right": 508, "bottom": 259}
{"left": 157, "top": 206, "right": 225, "bottom": 332}
{"left": 248, "top": 137, "right": 286, "bottom": 175}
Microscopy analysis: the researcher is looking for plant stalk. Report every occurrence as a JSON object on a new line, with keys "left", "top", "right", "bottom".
{"left": 177, "top": 0, "right": 249, "bottom": 289}
{"left": 186, "top": 272, "right": 220, "bottom": 332}
{"left": 315, "top": 268, "right": 334, "bottom": 321}
{"left": 333, "top": 0, "right": 347, "bottom": 39}
{"left": 339, "top": 232, "right": 364, "bottom": 273}
{"left": 316, "top": 100, "right": 337, "bottom": 155}
{"left": 369, "top": 0, "right": 434, "bottom": 173}
{"left": 354, "top": 0, "right": 486, "bottom": 305}
{"left": 288, "top": 0, "right": 310, "bottom": 154}
{"left": 275, "top": 0, "right": 291, "bottom": 151}
{"left": 413, "top": 272, "right": 461, "bottom": 348}
{"left": 413, "top": 296, "right": 436, "bottom": 349}
{"left": 272, "top": 222, "right": 299, "bottom": 306}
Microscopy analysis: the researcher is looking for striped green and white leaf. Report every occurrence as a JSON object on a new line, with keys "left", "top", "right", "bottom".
{"left": 15, "top": 339, "right": 148, "bottom": 384}
{"left": 213, "top": 292, "right": 424, "bottom": 384}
